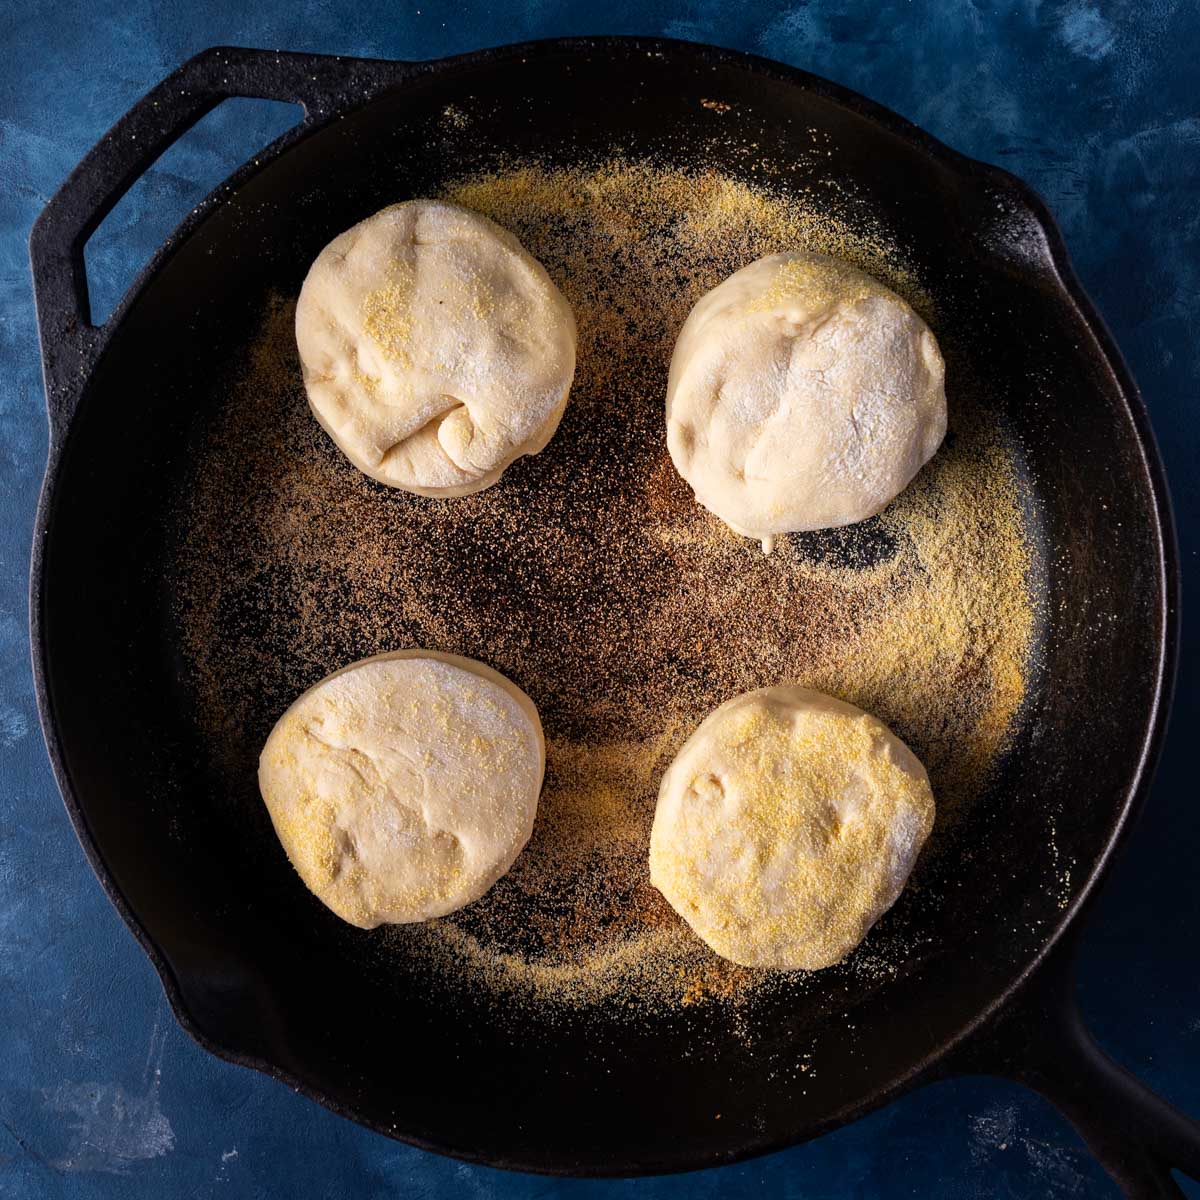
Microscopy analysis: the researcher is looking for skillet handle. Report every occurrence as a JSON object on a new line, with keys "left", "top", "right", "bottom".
{"left": 28, "top": 46, "right": 356, "bottom": 439}
{"left": 953, "top": 939, "right": 1200, "bottom": 1198}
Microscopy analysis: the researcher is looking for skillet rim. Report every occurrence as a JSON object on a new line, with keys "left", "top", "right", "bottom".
{"left": 28, "top": 34, "right": 1181, "bottom": 1176}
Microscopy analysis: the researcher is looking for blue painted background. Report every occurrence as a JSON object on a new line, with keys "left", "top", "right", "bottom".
{"left": 2, "top": 2, "right": 1198, "bottom": 1196}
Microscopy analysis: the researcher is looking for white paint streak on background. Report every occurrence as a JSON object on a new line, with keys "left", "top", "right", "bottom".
{"left": 41, "top": 1012, "right": 174, "bottom": 1173}
{"left": 969, "top": 1102, "right": 1088, "bottom": 1196}
{"left": 42, "top": 1079, "right": 174, "bottom": 1173}
{"left": 1058, "top": 0, "right": 1116, "bottom": 60}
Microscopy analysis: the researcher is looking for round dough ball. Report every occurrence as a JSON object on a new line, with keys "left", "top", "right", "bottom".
{"left": 666, "top": 252, "right": 946, "bottom": 548}
{"left": 296, "top": 200, "right": 576, "bottom": 496}
{"left": 650, "top": 686, "right": 934, "bottom": 970}
{"left": 258, "top": 650, "right": 545, "bottom": 928}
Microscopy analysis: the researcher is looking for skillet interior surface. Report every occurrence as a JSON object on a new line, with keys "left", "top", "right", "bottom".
{"left": 36, "top": 43, "right": 1169, "bottom": 1172}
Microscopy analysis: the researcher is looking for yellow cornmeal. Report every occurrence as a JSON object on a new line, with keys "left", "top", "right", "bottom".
{"left": 175, "top": 157, "right": 1041, "bottom": 1014}
{"left": 746, "top": 253, "right": 890, "bottom": 315}
{"left": 650, "top": 691, "right": 935, "bottom": 971}
{"left": 361, "top": 282, "right": 414, "bottom": 367}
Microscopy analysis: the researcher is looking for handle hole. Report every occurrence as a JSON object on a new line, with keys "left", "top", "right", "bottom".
{"left": 81, "top": 97, "right": 302, "bottom": 325}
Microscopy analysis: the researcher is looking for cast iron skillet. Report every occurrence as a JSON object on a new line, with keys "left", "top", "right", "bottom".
{"left": 27, "top": 38, "right": 1199, "bottom": 1196}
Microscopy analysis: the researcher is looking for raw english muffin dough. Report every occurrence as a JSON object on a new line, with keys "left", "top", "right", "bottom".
{"left": 666, "top": 252, "right": 947, "bottom": 549}
{"left": 650, "top": 685, "right": 935, "bottom": 970}
{"left": 258, "top": 650, "right": 545, "bottom": 928}
{"left": 295, "top": 200, "right": 576, "bottom": 496}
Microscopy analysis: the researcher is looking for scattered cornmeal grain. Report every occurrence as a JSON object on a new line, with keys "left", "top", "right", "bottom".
{"left": 172, "top": 158, "right": 1040, "bottom": 1016}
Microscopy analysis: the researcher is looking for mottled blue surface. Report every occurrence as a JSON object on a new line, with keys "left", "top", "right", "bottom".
{"left": 2, "top": 2, "right": 1198, "bottom": 1196}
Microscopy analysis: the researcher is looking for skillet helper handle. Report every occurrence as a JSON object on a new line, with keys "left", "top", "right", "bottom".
{"left": 960, "top": 942, "right": 1200, "bottom": 1198}
{"left": 28, "top": 46, "right": 345, "bottom": 438}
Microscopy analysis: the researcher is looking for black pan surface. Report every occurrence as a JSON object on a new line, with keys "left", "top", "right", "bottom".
{"left": 29, "top": 39, "right": 1193, "bottom": 1193}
